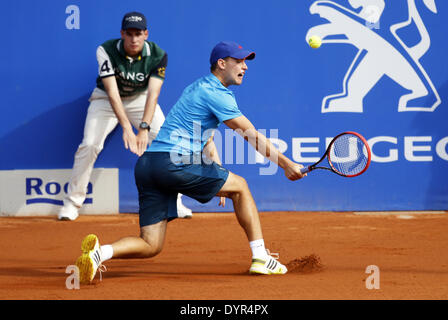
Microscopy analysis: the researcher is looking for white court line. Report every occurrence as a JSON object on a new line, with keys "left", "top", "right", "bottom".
{"left": 353, "top": 211, "right": 447, "bottom": 216}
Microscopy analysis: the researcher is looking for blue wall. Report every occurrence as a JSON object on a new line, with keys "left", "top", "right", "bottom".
{"left": 1, "top": 0, "right": 447, "bottom": 212}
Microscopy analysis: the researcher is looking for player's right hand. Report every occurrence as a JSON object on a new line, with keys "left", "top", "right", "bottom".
{"left": 284, "top": 162, "right": 306, "bottom": 181}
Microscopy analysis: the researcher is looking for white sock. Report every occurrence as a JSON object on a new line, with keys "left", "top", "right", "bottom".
{"left": 250, "top": 239, "right": 268, "bottom": 259}
{"left": 100, "top": 245, "right": 114, "bottom": 262}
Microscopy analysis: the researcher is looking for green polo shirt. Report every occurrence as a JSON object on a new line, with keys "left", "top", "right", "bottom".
{"left": 96, "top": 39, "right": 167, "bottom": 97}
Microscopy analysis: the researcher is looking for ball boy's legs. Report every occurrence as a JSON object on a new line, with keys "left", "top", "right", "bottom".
{"left": 59, "top": 96, "right": 119, "bottom": 221}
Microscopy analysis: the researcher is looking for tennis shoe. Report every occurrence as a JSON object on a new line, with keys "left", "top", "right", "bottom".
{"left": 249, "top": 251, "right": 287, "bottom": 275}
{"left": 58, "top": 202, "right": 79, "bottom": 221}
{"left": 177, "top": 194, "right": 192, "bottom": 219}
{"left": 75, "top": 234, "right": 106, "bottom": 284}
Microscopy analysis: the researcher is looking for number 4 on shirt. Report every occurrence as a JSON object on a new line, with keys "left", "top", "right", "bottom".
{"left": 101, "top": 60, "right": 111, "bottom": 73}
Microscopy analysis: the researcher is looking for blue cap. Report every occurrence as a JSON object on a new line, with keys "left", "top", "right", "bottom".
{"left": 122, "top": 12, "right": 147, "bottom": 30}
{"left": 209, "top": 41, "right": 255, "bottom": 65}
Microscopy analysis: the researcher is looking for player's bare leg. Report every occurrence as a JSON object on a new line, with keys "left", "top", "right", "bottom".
{"left": 102, "top": 220, "right": 167, "bottom": 260}
{"left": 75, "top": 220, "right": 167, "bottom": 284}
{"left": 216, "top": 172, "right": 262, "bottom": 241}
{"left": 217, "top": 172, "right": 287, "bottom": 274}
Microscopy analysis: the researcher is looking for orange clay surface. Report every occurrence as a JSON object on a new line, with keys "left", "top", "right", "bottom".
{"left": 0, "top": 211, "right": 447, "bottom": 300}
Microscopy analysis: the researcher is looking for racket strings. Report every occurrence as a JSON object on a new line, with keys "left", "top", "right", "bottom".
{"left": 329, "top": 134, "right": 369, "bottom": 176}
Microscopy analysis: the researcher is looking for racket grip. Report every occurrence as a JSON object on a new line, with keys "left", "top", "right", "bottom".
{"left": 300, "top": 166, "right": 311, "bottom": 174}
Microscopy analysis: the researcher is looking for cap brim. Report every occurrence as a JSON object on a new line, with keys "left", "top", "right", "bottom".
{"left": 230, "top": 50, "right": 256, "bottom": 61}
{"left": 122, "top": 23, "right": 147, "bottom": 30}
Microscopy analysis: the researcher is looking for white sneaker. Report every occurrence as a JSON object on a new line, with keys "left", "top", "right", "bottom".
{"left": 249, "top": 251, "right": 287, "bottom": 275}
{"left": 177, "top": 195, "right": 192, "bottom": 219}
{"left": 58, "top": 202, "right": 79, "bottom": 221}
{"left": 75, "top": 234, "right": 106, "bottom": 284}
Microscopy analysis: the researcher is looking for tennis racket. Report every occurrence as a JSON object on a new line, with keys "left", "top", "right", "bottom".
{"left": 300, "top": 131, "right": 371, "bottom": 177}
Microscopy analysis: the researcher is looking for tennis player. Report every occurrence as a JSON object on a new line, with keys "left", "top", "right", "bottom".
{"left": 75, "top": 41, "right": 306, "bottom": 284}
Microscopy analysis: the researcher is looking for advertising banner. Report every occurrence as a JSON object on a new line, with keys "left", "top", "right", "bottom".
{"left": 0, "top": 169, "right": 118, "bottom": 216}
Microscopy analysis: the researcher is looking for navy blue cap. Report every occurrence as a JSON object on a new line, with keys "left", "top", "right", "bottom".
{"left": 210, "top": 41, "right": 255, "bottom": 65}
{"left": 122, "top": 12, "right": 147, "bottom": 30}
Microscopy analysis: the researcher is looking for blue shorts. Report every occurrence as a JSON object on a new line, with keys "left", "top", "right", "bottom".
{"left": 134, "top": 152, "right": 229, "bottom": 227}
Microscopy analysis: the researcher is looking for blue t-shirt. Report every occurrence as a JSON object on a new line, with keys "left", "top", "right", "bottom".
{"left": 149, "top": 73, "right": 243, "bottom": 155}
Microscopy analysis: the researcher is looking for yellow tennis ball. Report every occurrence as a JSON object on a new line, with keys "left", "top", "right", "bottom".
{"left": 309, "top": 36, "right": 322, "bottom": 49}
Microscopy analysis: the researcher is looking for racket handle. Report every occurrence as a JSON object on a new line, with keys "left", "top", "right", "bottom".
{"left": 300, "top": 166, "right": 311, "bottom": 174}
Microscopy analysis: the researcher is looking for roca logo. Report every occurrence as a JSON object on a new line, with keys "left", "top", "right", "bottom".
{"left": 25, "top": 178, "right": 92, "bottom": 206}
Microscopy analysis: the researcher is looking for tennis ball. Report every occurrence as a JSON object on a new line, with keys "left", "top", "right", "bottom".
{"left": 308, "top": 36, "right": 322, "bottom": 49}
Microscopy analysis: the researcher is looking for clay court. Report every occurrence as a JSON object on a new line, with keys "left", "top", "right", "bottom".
{"left": 0, "top": 211, "right": 447, "bottom": 300}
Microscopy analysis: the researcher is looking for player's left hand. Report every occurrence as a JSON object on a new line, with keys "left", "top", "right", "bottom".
{"left": 136, "top": 130, "right": 149, "bottom": 156}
